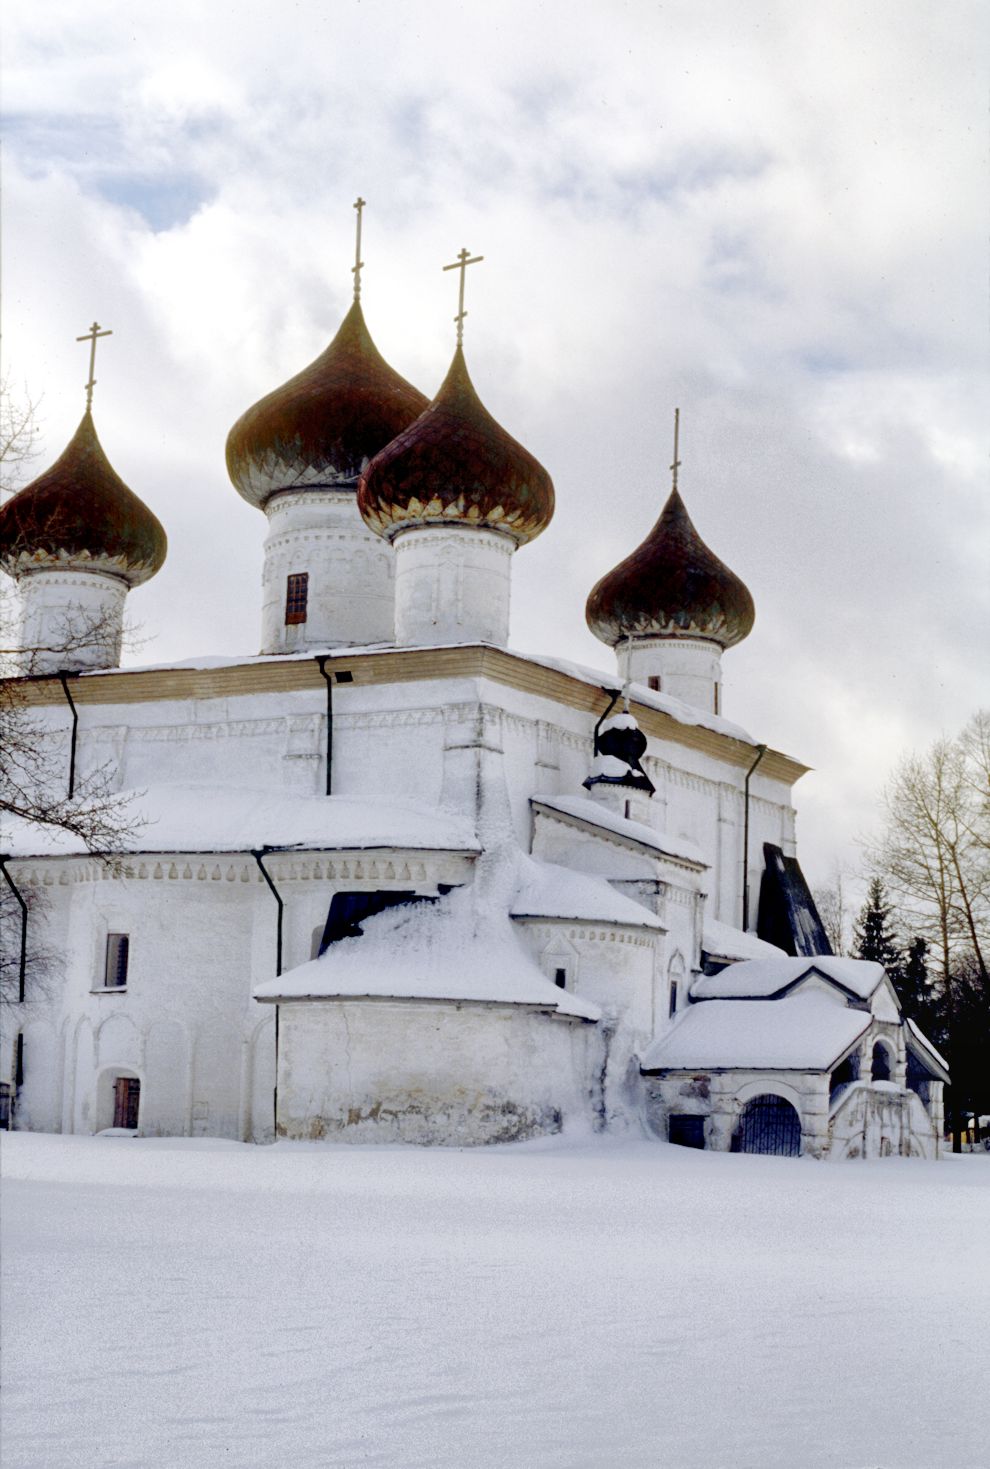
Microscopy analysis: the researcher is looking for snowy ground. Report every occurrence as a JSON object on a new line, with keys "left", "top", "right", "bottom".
{"left": 2, "top": 1133, "right": 989, "bottom": 1469}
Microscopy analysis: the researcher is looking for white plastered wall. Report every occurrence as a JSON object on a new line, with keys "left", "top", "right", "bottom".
{"left": 15, "top": 569, "right": 128, "bottom": 672}
{"left": 619, "top": 637, "right": 723, "bottom": 715}
{"left": 260, "top": 491, "right": 395, "bottom": 653}
{"left": 392, "top": 526, "right": 514, "bottom": 646}
{"left": 272, "top": 997, "right": 594, "bottom": 1144}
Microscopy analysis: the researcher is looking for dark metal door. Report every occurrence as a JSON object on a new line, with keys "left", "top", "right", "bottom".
{"left": 735, "top": 1094, "right": 801, "bottom": 1156}
{"left": 113, "top": 1077, "right": 140, "bottom": 1129}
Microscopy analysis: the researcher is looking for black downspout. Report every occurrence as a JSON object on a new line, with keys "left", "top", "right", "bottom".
{"left": 56, "top": 672, "right": 80, "bottom": 799}
{"left": 0, "top": 857, "right": 28, "bottom": 1003}
{"left": 742, "top": 743, "right": 768, "bottom": 932}
{"left": 593, "top": 688, "right": 622, "bottom": 755}
{"left": 315, "top": 657, "right": 333, "bottom": 796}
{"left": 251, "top": 848, "right": 284, "bottom": 976}
{"left": 251, "top": 848, "right": 284, "bottom": 1141}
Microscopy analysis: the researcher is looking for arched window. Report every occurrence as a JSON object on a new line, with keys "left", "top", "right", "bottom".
{"left": 829, "top": 1053, "right": 859, "bottom": 1099}
{"left": 871, "top": 1041, "right": 892, "bottom": 1082}
{"left": 732, "top": 1094, "right": 801, "bottom": 1157}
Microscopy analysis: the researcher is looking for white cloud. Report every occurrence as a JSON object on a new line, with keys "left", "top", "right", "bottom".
{"left": 3, "top": 0, "right": 987, "bottom": 890}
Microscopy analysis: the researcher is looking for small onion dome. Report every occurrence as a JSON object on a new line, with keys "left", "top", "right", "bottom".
{"left": 583, "top": 711, "right": 655, "bottom": 796}
{"left": 0, "top": 411, "right": 166, "bottom": 586}
{"left": 586, "top": 487, "right": 754, "bottom": 649}
{"left": 357, "top": 344, "right": 554, "bottom": 545}
{"left": 226, "top": 300, "right": 429, "bottom": 509}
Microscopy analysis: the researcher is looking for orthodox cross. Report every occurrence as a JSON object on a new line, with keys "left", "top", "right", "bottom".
{"left": 352, "top": 196, "right": 366, "bottom": 301}
{"left": 76, "top": 321, "right": 113, "bottom": 413}
{"left": 442, "top": 247, "right": 484, "bottom": 344}
{"left": 670, "top": 406, "right": 682, "bottom": 492}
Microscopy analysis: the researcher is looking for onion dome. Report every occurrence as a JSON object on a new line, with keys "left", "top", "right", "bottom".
{"left": 586, "top": 486, "right": 754, "bottom": 649}
{"left": 584, "top": 711, "right": 655, "bottom": 795}
{"left": 0, "top": 411, "right": 167, "bottom": 585}
{"left": 357, "top": 345, "right": 554, "bottom": 545}
{"left": 226, "top": 300, "right": 430, "bottom": 509}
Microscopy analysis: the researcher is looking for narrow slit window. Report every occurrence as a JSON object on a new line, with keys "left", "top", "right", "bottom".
{"left": 554, "top": 967, "right": 567, "bottom": 989}
{"left": 648, "top": 675, "right": 662, "bottom": 692}
{"left": 104, "top": 934, "right": 129, "bottom": 989}
{"left": 668, "top": 980, "right": 678, "bottom": 1018}
{"left": 285, "top": 572, "right": 309, "bottom": 625}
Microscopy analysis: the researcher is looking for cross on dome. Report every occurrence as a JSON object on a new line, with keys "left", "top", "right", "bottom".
{"left": 352, "top": 197, "right": 366, "bottom": 301}
{"left": 670, "top": 406, "right": 682, "bottom": 493}
{"left": 442, "top": 247, "right": 484, "bottom": 344}
{"left": 76, "top": 321, "right": 113, "bottom": 413}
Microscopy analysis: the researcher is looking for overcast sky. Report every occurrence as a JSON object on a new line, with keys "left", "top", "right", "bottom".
{"left": 2, "top": 0, "right": 987, "bottom": 895}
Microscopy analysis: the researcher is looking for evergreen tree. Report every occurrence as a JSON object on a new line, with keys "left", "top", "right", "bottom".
{"left": 853, "top": 877, "right": 902, "bottom": 973}
{"left": 895, "top": 935, "right": 940, "bottom": 1038}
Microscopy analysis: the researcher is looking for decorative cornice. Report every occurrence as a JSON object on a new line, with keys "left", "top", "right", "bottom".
{"left": 4, "top": 644, "right": 808, "bottom": 784}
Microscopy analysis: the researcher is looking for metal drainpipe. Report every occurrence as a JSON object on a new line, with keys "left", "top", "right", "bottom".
{"left": 742, "top": 743, "right": 768, "bottom": 932}
{"left": 251, "top": 847, "right": 284, "bottom": 1141}
{"left": 56, "top": 672, "right": 80, "bottom": 798}
{"left": 593, "top": 688, "right": 622, "bottom": 755}
{"left": 0, "top": 857, "right": 28, "bottom": 1003}
{"left": 315, "top": 657, "right": 334, "bottom": 796}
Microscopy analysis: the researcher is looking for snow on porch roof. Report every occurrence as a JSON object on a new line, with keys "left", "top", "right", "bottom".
{"left": 640, "top": 992, "right": 871, "bottom": 1072}
{"left": 510, "top": 855, "right": 664, "bottom": 929}
{"left": 531, "top": 793, "right": 706, "bottom": 869}
{"left": 691, "top": 955, "right": 886, "bottom": 1002}
{"left": 254, "top": 890, "right": 601, "bottom": 1020}
{"left": 2, "top": 785, "right": 479, "bottom": 859}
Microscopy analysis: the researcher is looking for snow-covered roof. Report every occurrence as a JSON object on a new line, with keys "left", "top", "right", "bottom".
{"left": 531, "top": 793, "right": 706, "bottom": 869}
{"left": 104, "top": 644, "right": 758, "bottom": 747}
{"left": 641, "top": 992, "right": 871, "bottom": 1072}
{"left": 510, "top": 855, "right": 664, "bottom": 929}
{"left": 254, "top": 889, "right": 601, "bottom": 1021}
{"left": 524, "top": 654, "right": 756, "bottom": 744}
{"left": 691, "top": 955, "right": 886, "bottom": 1002}
{"left": 905, "top": 1018, "right": 951, "bottom": 1081}
{"left": 702, "top": 919, "right": 787, "bottom": 963}
{"left": 2, "top": 785, "right": 478, "bottom": 859}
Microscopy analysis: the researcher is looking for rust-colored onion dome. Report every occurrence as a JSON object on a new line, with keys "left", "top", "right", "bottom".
{"left": 0, "top": 411, "right": 167, "bottom": 586}
{"left": 357, "top": 345, "right": 554, "bottom": 545}
{"left": 586, "top": 486, "right": 754, "bottom": 649}
{"left": 225, "top": 300, "right": 430, "bottom": 509}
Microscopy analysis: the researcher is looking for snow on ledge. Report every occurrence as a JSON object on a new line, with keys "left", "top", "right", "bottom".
{"left": 532, "top": 793, "right": 706, "bottom": 868}
{"left": 702, "top": 919, "right": 787, "bottom": 963}
{"left": 3, "top": 785, "right": 479, "bottom": 859}
{"left": 255, "top": 889, "right": 601, "bottom": 1021}
{"left": 510, "top": 854, "right": 664, "bottom": 929}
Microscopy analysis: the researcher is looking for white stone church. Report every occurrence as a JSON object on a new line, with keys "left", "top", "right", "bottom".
{"left": 0, "top": 236, "right": 948, "bottom": 1159}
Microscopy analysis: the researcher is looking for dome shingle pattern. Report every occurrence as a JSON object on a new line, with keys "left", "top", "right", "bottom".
{"left": 226, "top": 300, "right": 429, "bottom": 509}
{"left": 357, "top": 345, "right": 554, "bottom": 545}
{"left": 0, "top": 412, "right": 167, "bottom": 585}
{"left": 586, "top": 487, "right": 754, "bottom": 649}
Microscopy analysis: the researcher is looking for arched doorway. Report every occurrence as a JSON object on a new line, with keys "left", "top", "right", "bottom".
{"left": 113, "top": 1075, "right": 141, "bottom": 1129}
{"left": 871, "top": 1041, "right": 893, "bottom": 1082}
{"left": 733, "top": 1093, "right": 802, "bottom": 1157}
{"left": 96, "top": 1068, "right": 142, "bottom": 1132}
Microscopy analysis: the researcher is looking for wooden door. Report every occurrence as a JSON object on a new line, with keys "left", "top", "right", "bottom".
{"left": 113, "top": 1077, "right": 140, "bottom": 1129}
